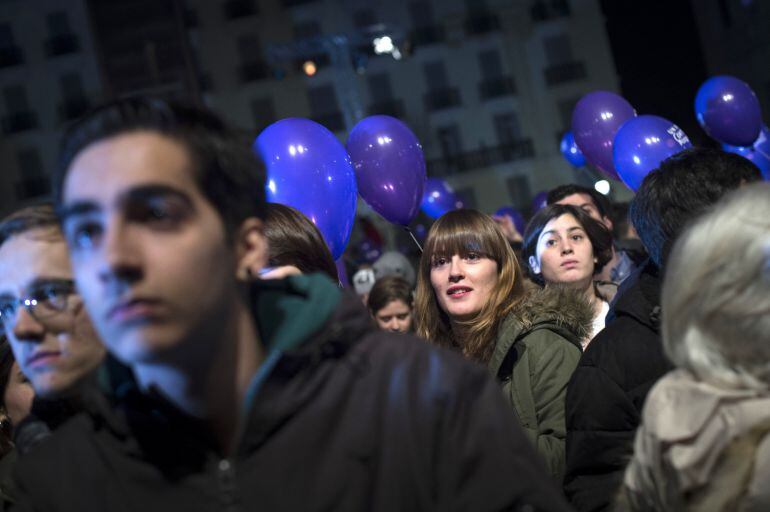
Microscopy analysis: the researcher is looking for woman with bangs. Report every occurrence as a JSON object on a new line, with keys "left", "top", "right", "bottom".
{"left": 415, "top": 209, "right": 592, "bottom": 480}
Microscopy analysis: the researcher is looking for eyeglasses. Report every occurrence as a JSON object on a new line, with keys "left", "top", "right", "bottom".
{"left": 0, "top": 279, "right": 79, "bottom": 333}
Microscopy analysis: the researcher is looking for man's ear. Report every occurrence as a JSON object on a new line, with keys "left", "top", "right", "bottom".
{"left": 235, "top": 217, "right": 268, "bottom": 280}
{"left": 602, "top": 215, "right": 614, "bottom": 232}
{"left": 528, "top": 255, "right": 541, "bottom": 275}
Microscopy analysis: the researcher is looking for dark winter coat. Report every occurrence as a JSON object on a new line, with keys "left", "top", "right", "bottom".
{"left": 489, "top": 286, "right": 593, "bottom": 482}
{"left": 563, "top": 260, "right": 673, "bottom": 512}
{"left": 11, "top": 274, "right": 572, "bottom": 512}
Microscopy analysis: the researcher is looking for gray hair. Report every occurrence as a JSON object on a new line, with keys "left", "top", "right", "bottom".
{"left": 662, "top": 182, "right": 770, "bottom": 390}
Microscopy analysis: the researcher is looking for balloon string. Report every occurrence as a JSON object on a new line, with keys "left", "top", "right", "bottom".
{"left": 404, "top": 227, "right": 423, "bottom": 254}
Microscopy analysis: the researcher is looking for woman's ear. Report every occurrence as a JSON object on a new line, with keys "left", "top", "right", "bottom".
{"left": 528, "top": 255, "right": 541, "bottom": 275}
{"left": 235, "top": 218, "right": 268, "bottom": 280}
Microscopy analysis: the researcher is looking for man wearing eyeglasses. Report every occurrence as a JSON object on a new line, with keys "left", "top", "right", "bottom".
{"left": 0, "top": 204, "right": 106, "bottom": 409}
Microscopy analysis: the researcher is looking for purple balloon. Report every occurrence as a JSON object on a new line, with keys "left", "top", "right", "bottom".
{"left": 347, "top": 115, "right": 426, "bottom": 226}
{"left": 695, "top": 76, "right": 762, "bottom": 147}
{"left": 723, "top": 125, "right": 770, "bottom": 180}
{"left": 572, "top": 91, "right": 636, "bottom": 179}
{"left": 255, "top": 118, "right": 357, "bottom": 260}
{"left": 613, "top": 115, "right": 693, "bottom": 191}
{"left": 494, "top": 206, "right": 526, "bottom": 234}
{"left": 559, "top": 131, "right": 587, "bottom": 168}
{"left": 531, "top": 191, "right": 548, "bottom": 214}
{"left": 421, "top": 178, "right": 463, "bottom": 219}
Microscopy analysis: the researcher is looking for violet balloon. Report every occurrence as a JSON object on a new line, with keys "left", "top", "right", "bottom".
{"left": 613, "top": 115, "right": 693, "bottom": 192}
{"left": 695, "top": 76, "right": 762, "bottom": 147}
{"left": 421, "top": 178, "right": 463, "bottom": 219}
{"left": 723, "top": 125, "right": 770, "bottom": 180}
{"left": 559, "top": 131, "right": 587, "bottom": 167}
{"left": 531, "top": 191, "right": 548, "bottom": 214}
{"left": 255, "top": 118, "right": 357, "bottom": 260}
{"left": 347, "top": 115, "right": 426, "bottom": 226}
{"left": 572, "top": 91, "right": 636, "bottom": 179}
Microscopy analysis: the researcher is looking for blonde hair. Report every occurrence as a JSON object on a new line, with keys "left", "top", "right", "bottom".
{"left": 415, "top": 209, "right": 526, "bottom": 363}
{"left": 663, "top": 182, "right": 770, "bottom": 390}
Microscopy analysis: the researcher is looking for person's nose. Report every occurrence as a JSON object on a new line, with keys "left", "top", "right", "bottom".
{"left": 448, "top": 256, "right": 464, "bottom": 283}
{"left": 10, "top": 306, "right": 46, "bottom": 343}
{"left": 97, "top": 219, "right": 143, "bottom": 290}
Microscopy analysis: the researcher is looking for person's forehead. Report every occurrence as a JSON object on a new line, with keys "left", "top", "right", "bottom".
{"left": 555, "top": 193, "right": 598, "bottom": 210}
{"left": 0, "top": 229, "right": 72, "bottom": 294}
{"left": 540, "top": 214, "right": 582, "bottom": 237}
{"left": 62, "top": 131, "right": 198, "bottom": 208}
{"left": 377, "top": 299, "right": 410, "bottom": 315}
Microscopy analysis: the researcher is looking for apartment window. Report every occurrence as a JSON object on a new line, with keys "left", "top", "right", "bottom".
{"left": 437, "top": 125, "right": 463, "bottom": 158}
{"left": 251, "top": 97, "right": 276, "bottom": 133}
{"left": 237, "top": 35, "right": 268, "bottom": 82}
{"left": 424, "top": 61, "right": 449, "bottom": 90}
{"left": 544, "top": 34, "right": 573, "bottom": 65}
{"left": 15, "top": 149, "right": 50, "bottom": 200}
{"left": 557, "top": 96, "right": 581, "bottom": 131}
{"left": 59, "top": 73, "right": 89, "bottom": 121}
{"left": 494, "top": 112, "right": 521, "bottom": 145}
{"left": 506, "top": 176, "right": 532, "bottom": 211}
{"left": 0, "top": 24, "right": 23, "bottom": 67}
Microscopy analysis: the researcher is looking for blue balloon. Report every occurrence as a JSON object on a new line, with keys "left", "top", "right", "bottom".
{"left": 255, "top": 118, "right": 358, "bottom": 260}
{"left": 421, "top": 178, "right": 463, "bottom": 219}
{"left": 695, "top": 76, "right": 762, "bottom": 147}
{"left": 723, "top": 125, "right": 770, "bottom": 181}
{"left": 494, "top": 206, "right": 526, "bottom": 235}
{"left": 559, "top": 131, "right": 587, "bottom": 167}
{"left": 613, "top": 115, "right": 693, "bottom": 191}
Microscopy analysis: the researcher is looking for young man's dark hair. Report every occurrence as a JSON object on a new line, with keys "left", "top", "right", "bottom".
{"left": 547, "top": 184, "right": 612, "bottom": 219}
{"left": 13, "top": 97, "right": 573, "bottom": 512}
{"left": 0, "top": 203, "right": 59, "bottom": 247}
{"left": 563, "top": 147, "right": 762, "bottom": 512}
{"left": 629, "top": 147, "right": 762, "bottom": 267}
{"left": 55, "top": 96, "right": 266, "bottom": 235}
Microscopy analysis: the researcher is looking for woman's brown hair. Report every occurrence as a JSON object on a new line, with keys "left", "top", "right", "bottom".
{"left": 414, "top": 209, "right": 527, "bottom": 363}
{"left": 264, "top": 203, "right": 339, "bottom": 281}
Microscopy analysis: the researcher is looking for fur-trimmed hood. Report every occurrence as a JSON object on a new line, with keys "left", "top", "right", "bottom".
{"left": 488, "top": 285, "right": 594, "bottom": 376}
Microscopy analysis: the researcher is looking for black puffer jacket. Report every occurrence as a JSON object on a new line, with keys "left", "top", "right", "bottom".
{"left": 12, "top": 275, "right": 571, "bottom": 512}
{"left": 563, "top": 260, "right": 673, "bottom": 512}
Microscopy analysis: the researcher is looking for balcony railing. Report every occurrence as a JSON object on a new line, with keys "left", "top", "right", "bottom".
{"left": 544, "top": 61, "right": 586, "bottom": 86}
{"left": 15, "top": 176, "right": 50, "bottom": 201}
{"left": 59, "top": 98, "right": 90, "bottom": 122}
{"left": 530, "top": 0, "right": 571, "bottom": 22}
{"left": 367, "top": 99, "right": 405, "bottom": 118}
{"left": 45, "top": 34, "right": 80, "bottom": 57}
{"left": 0, "top": 46, "right": 24, "bottom": 68}
{"left": 239, "top": 61, "right": 270, "bottom": 83}
{"left": 427, "top": 139, "right": 535, "bottom": 176}
{"left": 223, "top": 0, "right": 257, "bottom": 20}
{"left": 479, "top": 76, "right": 516, "bottom": 100}
{"left": 1, "top": 111, "right": 38, "bottom": 134}
{"left": 465, "top": 13, "right": 500, "bottom": 35}
{"left": 313, "top": 112, "right": 345, "bottom": 132}
{"left": 409, "top": 25, "right": 446, "bottom": 47}
{"left": 424, "top": 87, "right": 461, "bottom": 112}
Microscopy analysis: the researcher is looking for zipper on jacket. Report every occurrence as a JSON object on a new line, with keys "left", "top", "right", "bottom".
{"left": 217, "top": 458, "right": 238, "bottom": 512}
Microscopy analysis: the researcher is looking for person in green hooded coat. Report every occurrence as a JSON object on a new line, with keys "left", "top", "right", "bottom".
{"left": 416, "top": 209, "right": 592, "bottom": 481}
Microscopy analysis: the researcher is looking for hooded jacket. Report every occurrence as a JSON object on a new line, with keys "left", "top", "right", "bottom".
{"left": 563, "top": 260, "right": 673, "bottom": 512}
{"left": 488, "top": 285, "right": 593, "bottom": 482}
{"left": 11, "top": 274, "right": 572, "bottom": 512}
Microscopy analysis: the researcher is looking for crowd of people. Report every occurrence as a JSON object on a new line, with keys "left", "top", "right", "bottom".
{"left": 0, "top": 97, "right": 767, "bottom": 511}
